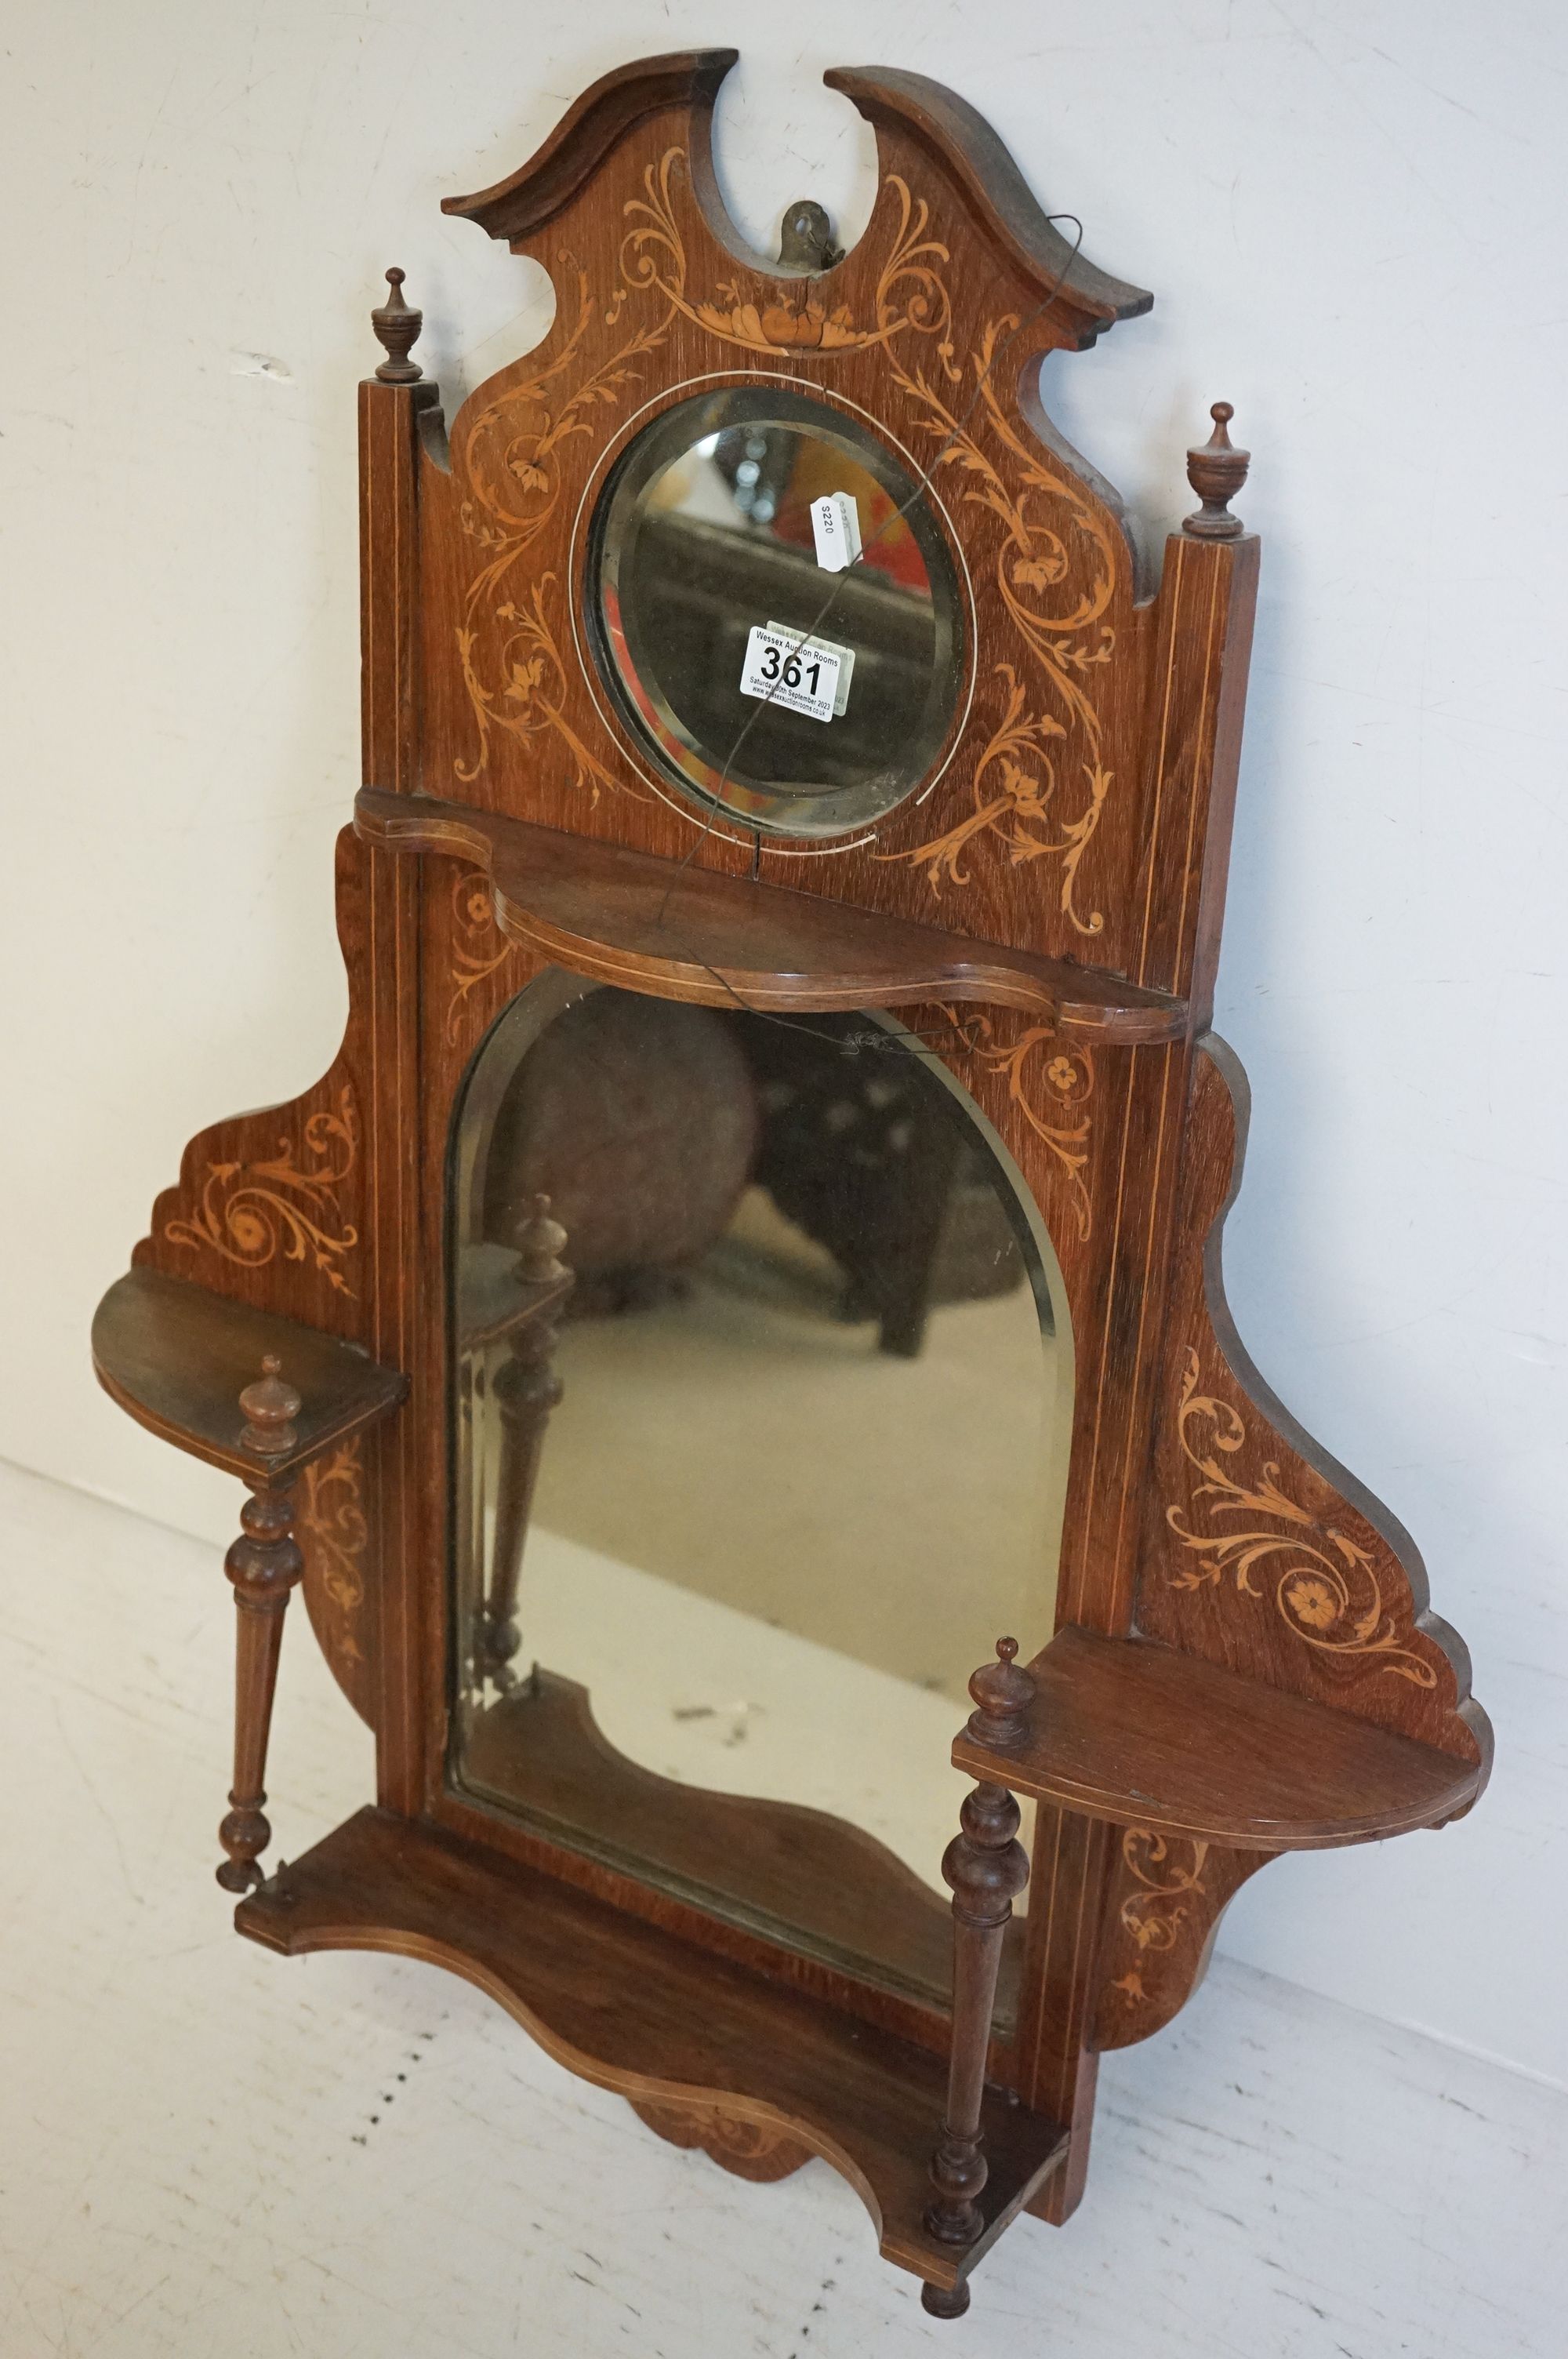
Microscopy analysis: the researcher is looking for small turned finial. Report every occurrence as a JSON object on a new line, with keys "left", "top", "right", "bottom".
{"left": 778, "top": 198, "right": 843, "bottom": 273}
{"left": 239, "top": 1354, "right": 300, "bottom": 1460}
{"left": 516, "top": 1192, "right": 569, "bottom": 1286}
{"left": 1184, "top": 402, "right": 1250, "bottom": 539}
{"left": 964, "top": 1636, "right": 1035, "bottom": 1751}
{"left": 371, "top": 267, "right": 423, "bottom": 383}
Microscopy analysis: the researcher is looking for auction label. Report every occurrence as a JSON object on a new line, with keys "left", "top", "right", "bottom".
{"left": 737, "top": 626, "right": 844, "bottom": 723}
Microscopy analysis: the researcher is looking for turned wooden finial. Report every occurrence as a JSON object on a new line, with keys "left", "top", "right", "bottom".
{"left": 371, "top": 267, "right": 423, "bottom": 383}
{"left": 239, "top": 1354, "right": 300, "bottom": 1460}
{"left": 964, "top": 1637, "right": 1035, "bottom": 1751}
{"left": 778, "top": 198, "right": 843, "bottom": 273}
{"left": 1184, "top": 402, "right": 1250, "bottom": 539}
{"left": 516, "top": 1192, "right": 569, "bottom": 1286}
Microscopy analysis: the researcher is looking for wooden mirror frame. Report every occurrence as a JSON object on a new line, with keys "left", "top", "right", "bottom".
{"left": 93, "top": 51, "right": 1490, "bottom": 2320}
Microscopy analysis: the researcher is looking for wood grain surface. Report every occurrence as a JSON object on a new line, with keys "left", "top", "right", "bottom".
{"left": 236, "top": 1804, "right": 1068, "bottom": 2300}
{"left": 953, "top": 1625, "right": 1485, "bottom": 1848}
{"left": 91, "top": 1268, "right": 406, "bottom": 1484}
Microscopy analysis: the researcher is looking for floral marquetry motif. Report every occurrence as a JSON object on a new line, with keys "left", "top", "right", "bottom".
{"left": 445, "top": 870, "right": 518, "bottom": 1043}
{"left": 884, "top": 663, "right": 1112, "bottom": 934}
{"left": 1137, "top": 1040, "right": 1487, "bottom": 1765}
{"left": 626, "top": 151, "right": 958, "bottom": 360}
{"left": 419, "top": 50, "right": 1160, "bottom": 986}
{"left": 297, "top": 1437, "right": 374, "bottom": 1723}
{"left": 630, "top": 2097, "right": 811, "bottom": 2184}
{"left": 1092, "top": 1830, "right": 1272, "bottom": 2052}
{"left": 1167, "top": 1349, "right": 1439, "bottom": 1689}
{"left": 162, "top": 1087, "right": 361, "bottom": 1299}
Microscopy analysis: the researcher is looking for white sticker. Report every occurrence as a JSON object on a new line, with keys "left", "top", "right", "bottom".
{"left": 769, "top": 620, "right": 855, "bottom": 717}
{"left": 738, "top": 626, "right": 843, "bottom": 724}
{"left": 810, "top": 491, "right": 862, "bottom": 572}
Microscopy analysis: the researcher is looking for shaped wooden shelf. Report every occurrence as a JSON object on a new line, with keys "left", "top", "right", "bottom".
{"left": 354, "top": 788, "right": 1189, "bottom": 1042}
{"left": 92, "top": 1268, "right": 407, "bottom": 1481}
{"left": 458, "top": 1241, "right": 572, "bottom": 1350}
{"left": 953, "top": 1627, "right": 1484, "bottom": 1850}
{"left": 237, "top": 1805, "right": 1068, "bottom": 2299}
{"left": 459, "top": 1669, "right": 1026, "bottom": 2018}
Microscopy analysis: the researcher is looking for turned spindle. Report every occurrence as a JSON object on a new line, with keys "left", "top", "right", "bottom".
{"left": 216, "top": 1355, "right": 305, "bottom": 1892}
{"left": 1183, "top": 401, "right": 1250, "bottom": 539}
{"left": 921, "top": 1638, "right": 1035, "bottom": 2317}
{"left": 479, "top": 1200, "right": 573, "bottom": 1689}
{"left": 514, "top": 1191, "right": 569, "bottom": 1286}
{"left": 370, "top": 266, "right": 423, "bottom": 383}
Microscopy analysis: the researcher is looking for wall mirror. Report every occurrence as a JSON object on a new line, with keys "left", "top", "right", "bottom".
{"left": 448, "top": 976, "right": 1069, "bottom": 2013}
{"left": 93, "top": 48, "right": 1489, "bottom": 2326}
{"left": 588, "top": 386, "right": 965, "bottom": 834}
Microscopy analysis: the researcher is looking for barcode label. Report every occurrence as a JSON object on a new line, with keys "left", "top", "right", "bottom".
{"left": 810, "top": 491, "right": 862, "bottom": 572}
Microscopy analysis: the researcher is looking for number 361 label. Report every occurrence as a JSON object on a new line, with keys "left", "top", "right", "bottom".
{"left": 738, "top": 625, "right": 844, "bottom": 725}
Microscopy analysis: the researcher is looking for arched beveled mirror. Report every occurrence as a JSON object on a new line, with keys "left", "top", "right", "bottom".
{"left": 448, "top": 976, "right": 1072, "bottom": 2015}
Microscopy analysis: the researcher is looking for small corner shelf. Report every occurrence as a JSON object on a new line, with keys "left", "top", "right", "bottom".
{"left": 91, "top": 1268, "right": 408, "bottom": 1481}
{"left": 458, "top": 1241, "right": 572, "bottom": 1350}
{"left": 237, "top": 1806, "right": 1069, "bottom": 2297}
{"left": 354, "top": 787, "right": 1189, "bottom": 1044}
{"left": 954, "top": 1627, "right": 1485, "bottom": 1850}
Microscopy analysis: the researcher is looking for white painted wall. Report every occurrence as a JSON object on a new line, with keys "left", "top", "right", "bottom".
{"left": 4, "top": 3, "right": 1563, "bottom": 2085}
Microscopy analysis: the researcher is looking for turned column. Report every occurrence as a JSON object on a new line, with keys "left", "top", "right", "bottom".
{"left": 216, "top": 1355, "right": 305, "bottom": 1892}
{"left": 922, "top": 1637, "right": 1036, "bottom": 2319}
{"left": 478, "top": 1197, "right": 572, "bottom": 1690}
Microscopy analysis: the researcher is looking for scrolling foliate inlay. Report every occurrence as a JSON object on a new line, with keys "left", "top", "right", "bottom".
{"left": 879, "top": 328, "right": 1120, "bottom": 928}
{"left": 1103, "top": 1829, "right": 1209, "bottom": 2007}
{"left": 453, "top": 154, "right": 956, "bottom": 788}
{"left": 452, "top": 147, "right": 1120, "bottom": 916}
{"left": 298, "top": 1439, "right": 368, "bottom": 1665}
{"left": 885, "top": 663, "right": 1111, "bottom": 932}
{"left": 951, "top": 1011, "right": 1096, "bottom": 1241}
{"left": 630, "top": 2097, "right": 810, "bottom": 2185}
{"left": 446, "top": 870, "right": 518, "bottom": 1044}
{"left": 1092, "top": 1830, "right": 1271, "bottom": 2052}
{"left": 163, "top": 1086, "right": 361, "bottom": 1299}
{"left": 1165, "top": 1348, "right": 1437, "bottom": 1689}
{"left": 626, "top": 151, "right": 953, "bottom": 359}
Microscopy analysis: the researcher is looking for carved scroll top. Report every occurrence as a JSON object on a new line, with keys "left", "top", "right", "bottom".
{"left": 442, "top": 50, "right": 1151, "bottom": 343}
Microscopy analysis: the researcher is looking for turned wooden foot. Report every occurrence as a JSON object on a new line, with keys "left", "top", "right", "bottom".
{"left": 924, "top": 1638, "right": 1035, "bottom": 2258}
{"left": 921, "top": 2280, "right": 971, "bottom": 2319}
{"left": 216, "top": 1357, "right": 304, "bottom": 1892}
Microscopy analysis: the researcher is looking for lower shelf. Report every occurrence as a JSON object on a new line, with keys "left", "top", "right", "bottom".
{"left": 458, "top": 1667, "right": 1025, "bottom": 2023}
{"left": 236, "top": 1806, "right": 1066, "bottom": 2294}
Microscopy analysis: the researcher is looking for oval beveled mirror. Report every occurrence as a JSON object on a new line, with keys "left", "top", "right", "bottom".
{"left": 448, "top": 979, "right": 1070, "bottom": 2017}
{"left": 587, "top": 387, "right": 965, "bottom": 837}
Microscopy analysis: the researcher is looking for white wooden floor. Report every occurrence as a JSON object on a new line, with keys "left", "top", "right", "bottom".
{"left": 2, "top": 1456, "right": 1563, "bottom": 2359}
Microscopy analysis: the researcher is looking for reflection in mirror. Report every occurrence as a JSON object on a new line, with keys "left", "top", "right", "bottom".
{"left": 590, "top": 387, "right": 964, "bottom": 837}
{"left": 448, "top": 980, "right": 1071, "bottom": 2019}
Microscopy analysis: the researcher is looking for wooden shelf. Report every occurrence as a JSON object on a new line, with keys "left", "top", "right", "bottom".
{"left": 456, "top": 1241, "right": 571, "bottom": 1351}
{"left": 237, "top": 1805, "right": 1068, "bottom": 2296}
{"left": 954, "top": 1627, "right": 1486, "bottom": 1851}
{"left": 92, "top": 1269, "right": 407, "bottom": 1481}
{"left": 459, "top": 1668, "right": 1029, "bottom": 2019}
{"left": 354, "top": 787, "right": 1188, "bottom": 1044}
